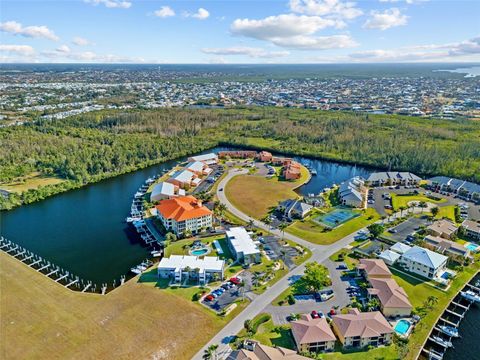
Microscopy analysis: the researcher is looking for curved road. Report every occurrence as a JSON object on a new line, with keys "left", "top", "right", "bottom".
{"left": 192, "top": 169, "right": 424, "bottom": 360}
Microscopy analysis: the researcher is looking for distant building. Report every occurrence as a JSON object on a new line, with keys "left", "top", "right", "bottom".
{"left": 226, "top": 227, "right": 261, "bottom": 265}
{"left": 157, "top": 255, "right": 224, "bottom": 284}
{"left": 429, "top": 176, "right": 480, "bottom": 203}
{"left": 271, "top": 156, "right": 292, "bottom": 166}
{"left": 283, "top": 161, "right": 301, "bottom": 180}
{"left": 185, "top": 161, "right": 212, "bottom": 176}
{"left": 188, "top": 153, "right": 218, "bottom": 165}
{"left": 278, "top": 199, "right": 313, "bottom": 219}
{"left": 338, "top": 177, "right": 365, "bottom": 208}
{"left": 332, "top": 309, "right": 394, "bottom": 348}
{"left": 427, "top": 219, "right": 458, "bottom": 239}
{"left": 258, "top": 151, "right": 273, "bottom": 162}
{"left": 291, "top": 314, "right": 336, "bottom": 353}
{"left": 155, "top": 195, "right": 213, "bottom": 236}
{"left": 424, "top": 235, "right": 470, "bottom": 259}
{"left": 398, "top": 246, "right": 448, "bottom": 279}
{"left": 461, "top": 219, "right": 480, "bottom": 241}
{"left": 167, "top": 169, "right": 198, "bottom": 189}
{"left": 150, "top": 182, "right": 185, "bottom": 202}
{"left": 366, "top": 172, "right": 421, "bottom": 187}
{"left": 218, "top": 150, "right": 258, "bottom": 159}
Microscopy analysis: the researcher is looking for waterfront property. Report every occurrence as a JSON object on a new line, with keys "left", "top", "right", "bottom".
{"left": 462, "top": 219, "right": 480, "bottom": 241}
{"left": 331, "top": 308, "right": 394, "bottom": 349}
{"left": 150, "top": 181, "right": 185, "bottom": 202}
{"left": 278, "top": 199, "right": 313, "bottom": 219}
{"left": 283, "top": 161, "right": 302, "bottom": 180}
{"left": 187, "top": 152, "right": 218, "bottom": 165}
{"left": 424, "top": 235, "right": 471, "bottom": 259}
{"left": 290, "top": 314, "right": 336, "bottom": 353}
{"left": 155, "top": 195, "right": 213, "bottom": 236}
{"left": 226, "top": 227, "right": 261, "bottom": 265}
{"left": 258, "top": 151, "right": 273, "bottom": 162}
{"left": 167, "top": 169, "right": 198, "bottom": 189}
{"left": 398, "top": 246, "right": 448, "bottom": 280}
{"left": 427, "top": 219, "right": 458, "bottom": 240}
{"left": 230, "top": 340, "right": 309, "bottom": 360}
{"left": 338, "top": 176, "right": 366, "bottom": 208}
{"left": 366, "top": 171, "right": 422, "bottom": 187}
{"left": 185, "top": 161, "right": 213, "bottom": 176}
{"left": 157, "top": 255, "right": 224, "bottom": 284}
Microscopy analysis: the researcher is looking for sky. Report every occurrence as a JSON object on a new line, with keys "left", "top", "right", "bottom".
{"left": 0, "top": 0, "right": 479, "bottom": 63}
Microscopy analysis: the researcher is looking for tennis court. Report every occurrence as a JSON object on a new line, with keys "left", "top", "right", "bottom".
{"left": 314, "top": 208, "right": 359, "bottom": 228}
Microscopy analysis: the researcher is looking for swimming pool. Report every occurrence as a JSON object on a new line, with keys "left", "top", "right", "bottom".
{"left": 191, "top": 248, "right": 209, "bottom": 256}
{"left": 314, "top": 208, "right": 359, "bottom": 228}
{"left": 395, "top": 319, "right": 411, "bottom": 335}
{"left": 465, "top": 243, "right": 479, "bottom": 252}
{"left": 441, "top": 271, "right": 451, "bottom": 280}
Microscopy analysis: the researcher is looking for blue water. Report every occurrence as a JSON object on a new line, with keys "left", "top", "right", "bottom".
{"left": 394, "top": 320, "right": 411, "bottom": 335}
{"left": 314, "top": 208, "right": 359, "bottom": 228}
{"left": 191, "top": 248, "right": 209, "bottom": 256}
{"left": 466, "top": 243, "right": 479, "bottom": 252}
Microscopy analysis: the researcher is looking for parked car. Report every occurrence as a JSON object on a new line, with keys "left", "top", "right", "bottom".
{"left": 318, "top": 311, "right": 325, "bottom": 318}
{"left": 337, "top": 263, "right": 348, "bottom": 270}
{"left": 230, "top": 277, "right": 241, "bottom": 285}
{"left": 205, "top": 295, "right": 214, "bottom": 301}
{"left": 311, "top": 310, "right": 320, "bottom": 319}
{"left": 388, "top": 228, "right": 398, "bottom": 233}
{"left": 368, "top": 199, "right": 375, "bottom": 204}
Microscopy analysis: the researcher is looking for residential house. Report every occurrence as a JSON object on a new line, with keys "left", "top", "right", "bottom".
{"left": 278, "top": 199, "right": 313, "bottom": 219}
{"left": 272, "top": 156, "right": 292, "bottom": 166}
{"left": 157, "top": 255, "right": 224, "bottom": 284}
{"left": 155, "top": 195, "right": 213, "bottom": 236}
{"left": 398, "top": 245, "right": 448, "bottom": 279}
{"left": 332, "top": 309, "right": 394, "bottom": 348}
{"left": 185, "top": 161, "right": 212, "bottom": 176}
{"left": 338, "top": 177, "right": 365, "bottom": 208}
{"left": 366, "top": 172, "right": 421, "bottom": 187}
{"left": 150, "top": 181, "right": 185, "bottom": 202}
{"left": 390, "top": 242, "right": 412, "bottom": 255}
{"left": 424, "top": 235, "right": 470, "bottom": 258}
{"left": 283, "top": 161, "right": 301, "bottom": 180}
{"left": 226, "top": 227, "right": 261, "bottom": 265}
{"left": 229, "top": 340, "right": 310, "bottom": 360}
{"left": 461, "top": 219, "right": 480, "bottom": 241}
{"left": 427, "top": 219, "right": 458, "bottom": 239}
{"left": 167, "top": 169, "right": 198, "bottom": 189}
{"left": 187, "top": 153, "right": 218, "bottom": 165}
{"left": 258, "top": 151, "right": 273, "bottom": 162}
{"left": 378, "top": 250, "right": 401, "bottom": 266}
{"left": 290, "top": 314, "right": 336, "bottom": 353}
{"left": 357, "top": 259, "right": 392, "bottom": 279}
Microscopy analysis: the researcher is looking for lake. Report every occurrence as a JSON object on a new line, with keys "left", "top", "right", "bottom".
{"left": 0, "top": 148, "right": 372, "bottom": 284}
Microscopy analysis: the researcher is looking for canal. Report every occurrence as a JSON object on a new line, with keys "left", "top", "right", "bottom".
{"left": 0, "top": 147, "right": 373, "bottom": 284}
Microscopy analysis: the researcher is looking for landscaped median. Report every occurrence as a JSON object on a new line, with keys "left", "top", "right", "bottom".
{"left": 390, "top": 193, "right": 446, "bottom": 210}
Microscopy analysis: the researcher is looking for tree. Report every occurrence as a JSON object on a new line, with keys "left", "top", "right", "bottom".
{"left": 431, "top": 206, "right": 439, "bottom": 218}
{"left": 367, "top": 297, "right": 381, "bottom": 311}
{"left": 279, "top": 222, "right": 288, "bottom": 241}
{"left": 299, "top": 262, "right": 331, "bottom": 293}
{"left": 165, "top": 232, "right": 177, "bottom": 242}
{"left": 426, "top": 295, "right": 438, "bottom": 309}
{"left": 183, "top": 266, "right": 191, "bottom": 281}
{"left": 183, "top": 229, "right": 193, "bottom": 238}
{"left": 263, "top": 216, "right": 272, "bottom": 228}
{"left": 419, "top": 201, "right": 427, "bottom": 213}
{"left": 248, "top": 219, "right": 254, "bottom": 230}
{"left": 399, "top": 206, "right": 406, "bottom": 217}
{"left": 203, "top": 344, "right": 219, "bottom": 360}
{"left": 367, "top": 223, "right": 385, "bottom": 238}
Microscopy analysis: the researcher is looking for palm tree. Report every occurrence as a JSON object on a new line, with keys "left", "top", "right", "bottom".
{"left": 399, "top": 206, "right": 406, "bottom": 217}
{"left": 431, "top": 206, "right": 439, "bottom": 218}
{"left": 279, "top": 222, "right": 288, "bottom": 241}
{"left": 280, "top": 249, "right": 287, "bottom": 269}
{"left": 193, "top": 267, "right": 201, "bottom": 283}
{"left": 248, "top": 219, "right": 254, "bottom": 230}
{"left": 426, "top": 295, "right": 438, "bottom": 309}
{"left": 203, "top": 344, "right": 219, "bottom": 360}
{"left": 419, "top": 201, "right": 427, "bottom": 213}
{"left": 183, "top": 266, "right": 191, "bottom": 282}
{"left": 263, "top": 216, "right": 272, "bottom": 228}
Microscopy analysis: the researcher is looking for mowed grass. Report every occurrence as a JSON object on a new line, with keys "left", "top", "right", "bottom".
{"left": 322, "top": 344, "right": 399, "bottom": 360}
{"left": 433, "top": 205, "right": 456, "bottom": 222}
{"left": 390, "top": 194, "right": 446, "bottom": 210}
{"left": 0, "top": 172, "right": 64, "bottom": 193}
{"left": 286, "top": 208, "right": 381, "bottom": 245}
{"left": 225, "top": 166, "right": 309, "bottom": 219}
{"left": 0, "top": 253, "right": 231, "bottom": 360}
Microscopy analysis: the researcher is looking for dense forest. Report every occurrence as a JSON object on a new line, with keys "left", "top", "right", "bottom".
{"left": 1, "top": 107, "right": 479, "bottom": 210}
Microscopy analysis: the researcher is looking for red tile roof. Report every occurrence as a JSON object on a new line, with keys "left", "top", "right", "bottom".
{"left": 156, "top": 195, "right": 212, "bottom": 222}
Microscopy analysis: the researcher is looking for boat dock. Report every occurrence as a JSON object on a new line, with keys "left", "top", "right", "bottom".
{"left": 418, "top": 272, "right": 479, "bottom": 360}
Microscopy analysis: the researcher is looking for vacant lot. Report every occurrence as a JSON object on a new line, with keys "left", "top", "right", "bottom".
{"left": 286, "top": 208, "right": 381, "bottom": 245}
{"left": 225, "top": 166, "right": 308, "bottom": 219}
{"left": 0, "top": 253, "right": 228, "bottom": 360}
{"left": 0, "top": 172, "right": 64, "bottom": 193}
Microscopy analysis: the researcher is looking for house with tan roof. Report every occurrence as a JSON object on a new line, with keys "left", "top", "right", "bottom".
{"left": 427, "top": 219, "right": 458, "bottom": 239}
{"left": 155, "top": 195, "right": 213, "bottom": 236}
{"left": 357, "top": 259, "right": 392, "bottom": 279}
{"left": 462, "top": 219, "right": 480, "bottom": 241}
{"left": 424, "top": 235, "right": 470, "bottom": 258}
{"left": 167, "top": 169, "right": 198, "bottom": 189}
{"left": 229, "top": 340, "right": 309, "bottom": 360}
{"left": 290, "top": 314, "right": 336, "bottom": 353}
{"left": 258, "top": 151, "right": 273, "bottom": 162}
{"left": 185, "top": 161, "right": 212, "bottom": 176}
{"left": 332, "top": 308, "right": 394, "bottom": 348}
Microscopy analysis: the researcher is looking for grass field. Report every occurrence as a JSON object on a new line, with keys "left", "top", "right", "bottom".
{"left": 322, "top": 344, "right": 399, "bottom": 360}
{"left": 0, "top": 253, "right": 237, "bottom": 360}
{"left": 390, "top": 194, "right": 446, "bottom": 210}
{"left": 433, "top": 205, "right": 456, "bottom": 222}
{"left": 0, "top": 172, "right": 64, "bottom": 193}
{"left": 286, "top": 208, "right": 381, "bottom": 245}
{"left": 225, "top": 165, "right": 309, "bottom": 219}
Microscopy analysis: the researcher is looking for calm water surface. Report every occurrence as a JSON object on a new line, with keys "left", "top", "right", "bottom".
{"left": 0, "top": 148, "right": 372, "bottom": 283}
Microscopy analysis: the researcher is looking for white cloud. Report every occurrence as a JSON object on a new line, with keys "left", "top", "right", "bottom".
{"left": 289, "top": 0, "right": 363, "bottom": 20}
{"left": 363, "top": 8, "right": 408, "bottom": 30}
{"left": 154, "top": 6, "right": 175, "bottom": 18}
{"left": 201, "top": 46, "right": 290, "bottom": 58}
{"left": 85, "top": 0, "right": 131, "bottom": 9}
{"left": 0, "top": 44, "right": 35, "bottom": 56}
{"left": 72, "top": 37, "right": 91, "bottom": 46}
{"left": 380, "top": 0, "right": 428, "bottom": 4}
{"left": 186, "top": 8, "right": 210, "bottom": 20}
{"left": 230, "top": 14, "right": 355, "bottom": 50}
{"left": 0, "top": 20, "right": 59, "bottom": 41}
{"left": 41, "top": 47, "right": 145, "bottom": 62}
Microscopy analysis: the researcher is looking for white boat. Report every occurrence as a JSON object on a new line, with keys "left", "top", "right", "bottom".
{"left": 131, "top": 267, "right": 142, "bottom": 274}
{"left": 126, "top": 216, "right": 141, "bottom": 223}
{"left": 311, "top": 169, "right": 317, "bottom": 175}
{"left": 438, "top": 325, "right": 459, "bottom": 337}
{"left": 461, "top": 290, "right": 480, "bottom": 303}
{"left": 134, "top": 191, "right": 144, "bottom": 198}
{"left": 432, "top": 336, "right": 453, "bottom": 347}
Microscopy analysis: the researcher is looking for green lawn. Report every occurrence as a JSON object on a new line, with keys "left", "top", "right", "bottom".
{"left": 224, "top": 165, "right": 309, "bottom": 219}
{"left": 164, "top": 235, "right": 228, "bottom": 258}
{"left": 0, "top": 171, "right": 64, "bottom": 193}
{"left": 329, "top": 247, "right": 359, "bottom": 270}
{"left": 286, "top": 208, "right": 381, "bottom": 245}
{"left": 322, "top": 344, "right": 399, "bottom": 360}
{"left": 391, "top": 263, "right": 480, "bottom": 360}
{"left": 433, "top": 205, "right": 456, "bottom": 222}
{"left": 390, "top": 193, "right": 446, "bottom": 210}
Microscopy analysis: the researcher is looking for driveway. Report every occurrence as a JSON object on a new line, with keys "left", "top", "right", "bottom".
{"left": 387, "top": 216, "right": 429, "bottom": 242}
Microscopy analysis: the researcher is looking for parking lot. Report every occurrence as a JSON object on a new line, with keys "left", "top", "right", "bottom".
{"left": 387, "top": 216, "right": 429, "bottom": 242}
{"left": 202, "top": 275, "right": 248, "bottom": 312}
{"left": 192, "top": 165, "right": 224, "bottom": 194}
{"left": 260, "top": 235, "right": 300, "bottom": 269}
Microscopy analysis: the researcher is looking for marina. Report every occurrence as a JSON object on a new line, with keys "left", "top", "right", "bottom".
{"left": 420, "top": 273, "right": 480, "bottom": 360}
